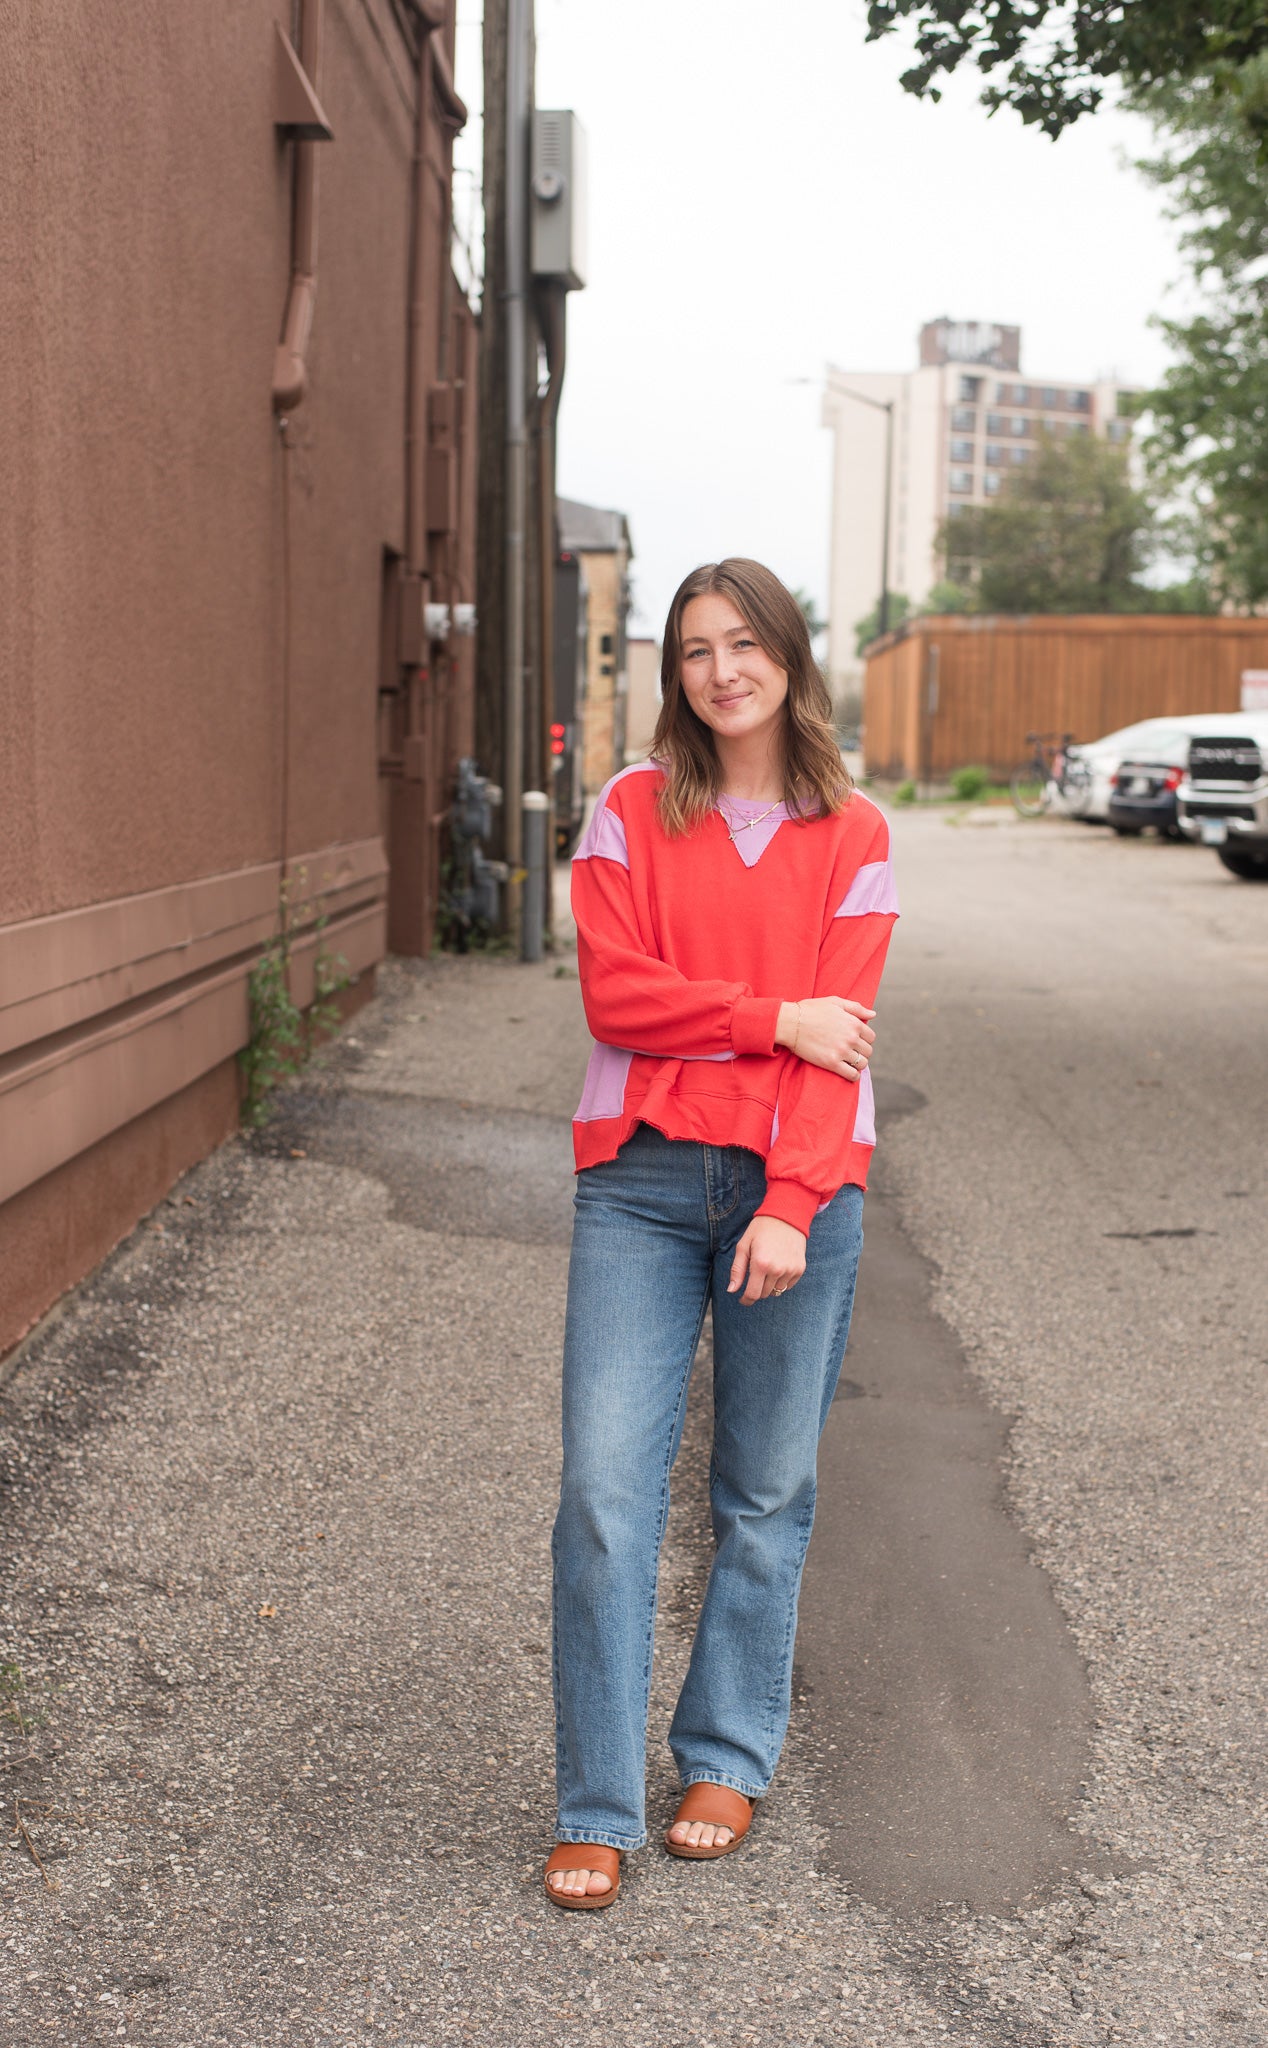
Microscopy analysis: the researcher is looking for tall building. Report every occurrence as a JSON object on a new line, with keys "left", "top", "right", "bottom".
{"left": 556, "top": 498, "right": 634, "bottom": 795}
{"left": 623, "top": 637, "right": 663, "bottom": 763}
{"left": 822, "top": 319, "right": 1135, "bottom": 704}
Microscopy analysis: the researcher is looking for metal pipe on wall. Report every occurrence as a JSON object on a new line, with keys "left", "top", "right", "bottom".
{"left": 273, "top": 0, "right": 324, "bottom": 414}
{"left": 405, "top": 28, "right": 434, "bottom": 579}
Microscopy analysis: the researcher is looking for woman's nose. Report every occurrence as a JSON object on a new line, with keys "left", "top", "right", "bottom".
{"left": 713, "top": 644, "right": 740, "bottom": 681}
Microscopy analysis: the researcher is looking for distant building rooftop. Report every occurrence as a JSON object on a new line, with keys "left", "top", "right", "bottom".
{"left": 558, "top": 496, "right": 633, "bottom": 556}
{"left": 918, "top": 318, "right": 1022, "bottom": 370}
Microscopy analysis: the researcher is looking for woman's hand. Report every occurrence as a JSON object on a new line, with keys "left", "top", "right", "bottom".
{"left": 775, "top": 997, "right": 875, "bottom": 1080}
{"left": 728, "top": 1216, "right": 808, "bottom": 1307}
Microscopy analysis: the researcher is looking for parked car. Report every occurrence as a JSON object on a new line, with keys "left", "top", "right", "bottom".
{"left": 1055, "top": 713, "right": 1268, "bottom": 828}
{"left": 1108, "top": 756, "right": 1186, "bottom": 836}
{"left": 1052, "top": 719, "right": 1202, "bottom": 822}
{"left": 1176, "top": 715, "right": 1268, "bottom": 879}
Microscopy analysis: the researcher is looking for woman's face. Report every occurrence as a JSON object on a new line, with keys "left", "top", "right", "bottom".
{"left": 678, "top": 592, "right": 789, "bottom": 748}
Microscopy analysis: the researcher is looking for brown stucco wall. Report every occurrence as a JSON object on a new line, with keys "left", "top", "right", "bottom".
{"left": 0, "top": 1, "right": 477, "bottom": 1357}
{"left": 0, "top": 1063, "right": 244, "bottom": 1372}
{"left": 0, "top": 969, "right": 378, "bottom": 1370}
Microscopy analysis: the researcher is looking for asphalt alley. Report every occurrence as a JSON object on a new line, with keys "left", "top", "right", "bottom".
{"left": 1, "top": 806, "right": 1265, "bottom": 2047}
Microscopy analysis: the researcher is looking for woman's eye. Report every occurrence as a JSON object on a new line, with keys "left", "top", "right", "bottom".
{"left": 734, "top": 639, "right": 755, "bottom": 650}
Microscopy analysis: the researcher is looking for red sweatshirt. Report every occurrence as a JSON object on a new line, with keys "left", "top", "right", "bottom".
{"left": 570, "top": 761, "right": 898, "bottom": 1234}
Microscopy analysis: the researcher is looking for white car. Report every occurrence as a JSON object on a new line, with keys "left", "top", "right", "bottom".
{"left": 1053, "top": 713, "right": 1268, "bottom": 823}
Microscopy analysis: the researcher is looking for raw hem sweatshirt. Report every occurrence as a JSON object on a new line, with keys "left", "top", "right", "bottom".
{"left": 570, "top": 761, "right": 899, "bottom": 1233}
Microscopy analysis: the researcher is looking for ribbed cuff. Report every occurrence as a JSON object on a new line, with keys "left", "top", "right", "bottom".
{"left": 756, "top": 1178, "right": 819, "bottom": 1236}
{"left": 730, "top": 995, "right": 782, "bottom": 1057}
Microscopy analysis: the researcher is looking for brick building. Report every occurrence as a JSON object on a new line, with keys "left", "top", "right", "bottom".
{"left": 556, "top": 498, "right": 633, "bottom": 795}
{"left": 0, "top": 0, "right": 479, "bottom": 1356}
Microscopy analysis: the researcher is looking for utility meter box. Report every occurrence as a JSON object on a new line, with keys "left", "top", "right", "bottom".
{"left": 531, "top": 110, "right": 587, "bottom": 291}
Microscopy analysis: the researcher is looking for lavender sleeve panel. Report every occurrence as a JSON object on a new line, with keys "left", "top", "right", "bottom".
{"left": 833, "top": 859, "right": 899, "bottom": 919}
{"left": 573, "top": 800, "right": 629, "bottom": 868}
{"left": 573, "top": 759, "right": 663, "bottom": 868}
{"left": 854, "top": 1065, "right": 876, "bottom": 1146}
{"left": 575, "top": 1043, "right": 634, "bottom": 1122}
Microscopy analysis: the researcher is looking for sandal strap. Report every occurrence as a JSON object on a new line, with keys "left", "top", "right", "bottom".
{"left": 671, "top": 1783, "right": 754, "bottom": 1839}
{"left": 544, "top": 1842, "right": 622, "bottom": 1883}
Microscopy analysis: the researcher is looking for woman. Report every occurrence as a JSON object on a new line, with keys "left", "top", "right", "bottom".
{"left": 544, "top": 558, "right": 898, "bottom": 1908}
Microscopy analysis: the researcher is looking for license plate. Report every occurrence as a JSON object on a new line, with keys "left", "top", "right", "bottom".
{"left": 1127, "top": 778, "right": 1150, "bottom": 796}
{"left": 1200, "top": 818, "right": 1229, "bottom": 845}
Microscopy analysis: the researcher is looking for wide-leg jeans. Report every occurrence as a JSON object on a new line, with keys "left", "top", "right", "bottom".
{"left": 551, "top": 1122, "right": 864, "bottom": 1850}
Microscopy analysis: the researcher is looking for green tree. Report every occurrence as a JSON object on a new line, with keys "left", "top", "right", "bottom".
{"left": 1133, "top": 60, "right": 1268, "bottom": 605}
{"left": 938, "top": 431, "right": 1160, "bottom": 613}
{"left": 854, "top": 590, "right": 912, "bottom": 655}
{"left": 864, "top": 2, "right": 1268, "bottom": 143}
{"left": 920, "top": 578, "right": 977, "bottom": 614}
{"left": 791, "top": 587, "right": 828, "bottom": 643}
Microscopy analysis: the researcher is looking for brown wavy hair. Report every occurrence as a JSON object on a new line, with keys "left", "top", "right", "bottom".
{"left": 651, "top": 558, "right": 852, "bottom": 836}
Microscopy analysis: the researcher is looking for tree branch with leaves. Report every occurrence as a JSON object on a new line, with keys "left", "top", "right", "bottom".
{"left": 936, "top": 430, "right": 1210, "bottom": 614}
{"left": 1132, "top": 58, "right": 1268, "bottom": 605}
{"left": 865, "top": 2, "right": 1268, "bottom": 143}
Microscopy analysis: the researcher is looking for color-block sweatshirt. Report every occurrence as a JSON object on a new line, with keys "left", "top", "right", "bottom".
{"left": 570, "top": 761, "right": 899, "bottom": 1234}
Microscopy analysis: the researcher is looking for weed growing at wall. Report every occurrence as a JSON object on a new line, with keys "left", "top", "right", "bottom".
{"left": 239, "top": 869, "right": 353, "bottom": 1128}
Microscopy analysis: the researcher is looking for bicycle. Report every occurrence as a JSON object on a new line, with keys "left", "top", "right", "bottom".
{"left": 1010, "top": 731, "right": 1093, "bottom": 819}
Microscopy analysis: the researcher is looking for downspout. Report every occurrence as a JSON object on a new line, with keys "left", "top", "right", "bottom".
{"left": 273, "top": 1, "right": 326, "bottom": 414}
{"left": 405, "top": 28, "right": 436, "bottom": 580}
{"left": 534, "top": 281, "right": 567, "bottom": 878}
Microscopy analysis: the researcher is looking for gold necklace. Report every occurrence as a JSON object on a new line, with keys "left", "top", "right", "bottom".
{"left": 718, "top": 795, "right": 785, "bottom": 842}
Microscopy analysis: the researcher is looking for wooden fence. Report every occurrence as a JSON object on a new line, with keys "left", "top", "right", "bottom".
{"left": 862, "top": 614, "right": 1268, "bottom": 780}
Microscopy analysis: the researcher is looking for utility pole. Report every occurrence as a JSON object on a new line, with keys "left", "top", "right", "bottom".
{"left": 478, "top": 13, "right": 585, "bottom": 959}
{"left": 879, "top": 398, "right": 894, "bottom": 637}
{"left": 502, "top": 0, "right": 530, "bottom": 946}
{"left": 477, "top": 0, "right": 538, "bottom": 947}
{"left": 474, "top": 0, "right": 508, "bottom": 808}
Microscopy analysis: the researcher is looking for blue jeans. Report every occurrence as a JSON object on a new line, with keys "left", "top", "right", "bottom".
{"left": 551, "top": 1123, "right": 864, "bottom": 1850}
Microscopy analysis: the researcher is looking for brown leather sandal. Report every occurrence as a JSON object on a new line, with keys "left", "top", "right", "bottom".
{"left": 663, "top": 1782, "right": 755, "bottom": 1860}
{"left": 542, "top": 1842, "right": 622, "bottom": 1910}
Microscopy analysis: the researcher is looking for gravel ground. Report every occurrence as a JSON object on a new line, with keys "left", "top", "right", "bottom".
{"left": 1, "top": 811, "right": 1264, "bottom": 2047}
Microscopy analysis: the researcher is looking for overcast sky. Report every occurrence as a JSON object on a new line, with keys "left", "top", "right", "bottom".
{"left": 453, "top": 1, "right": 1186, "bottom": 637}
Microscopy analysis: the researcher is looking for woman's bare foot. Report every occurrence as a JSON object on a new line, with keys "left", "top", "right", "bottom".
{"left": 663, "top": 1784, "right": 755, "bottom": 1859}
{"left": 542, "top": 1842, "right": 623, "bottom": 1908}
{"left": 665, "top": 1817, "right": 734, "bottom": 1852}
{"left": 546, "top": 1861, "right": 614, "bottom": 1899}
